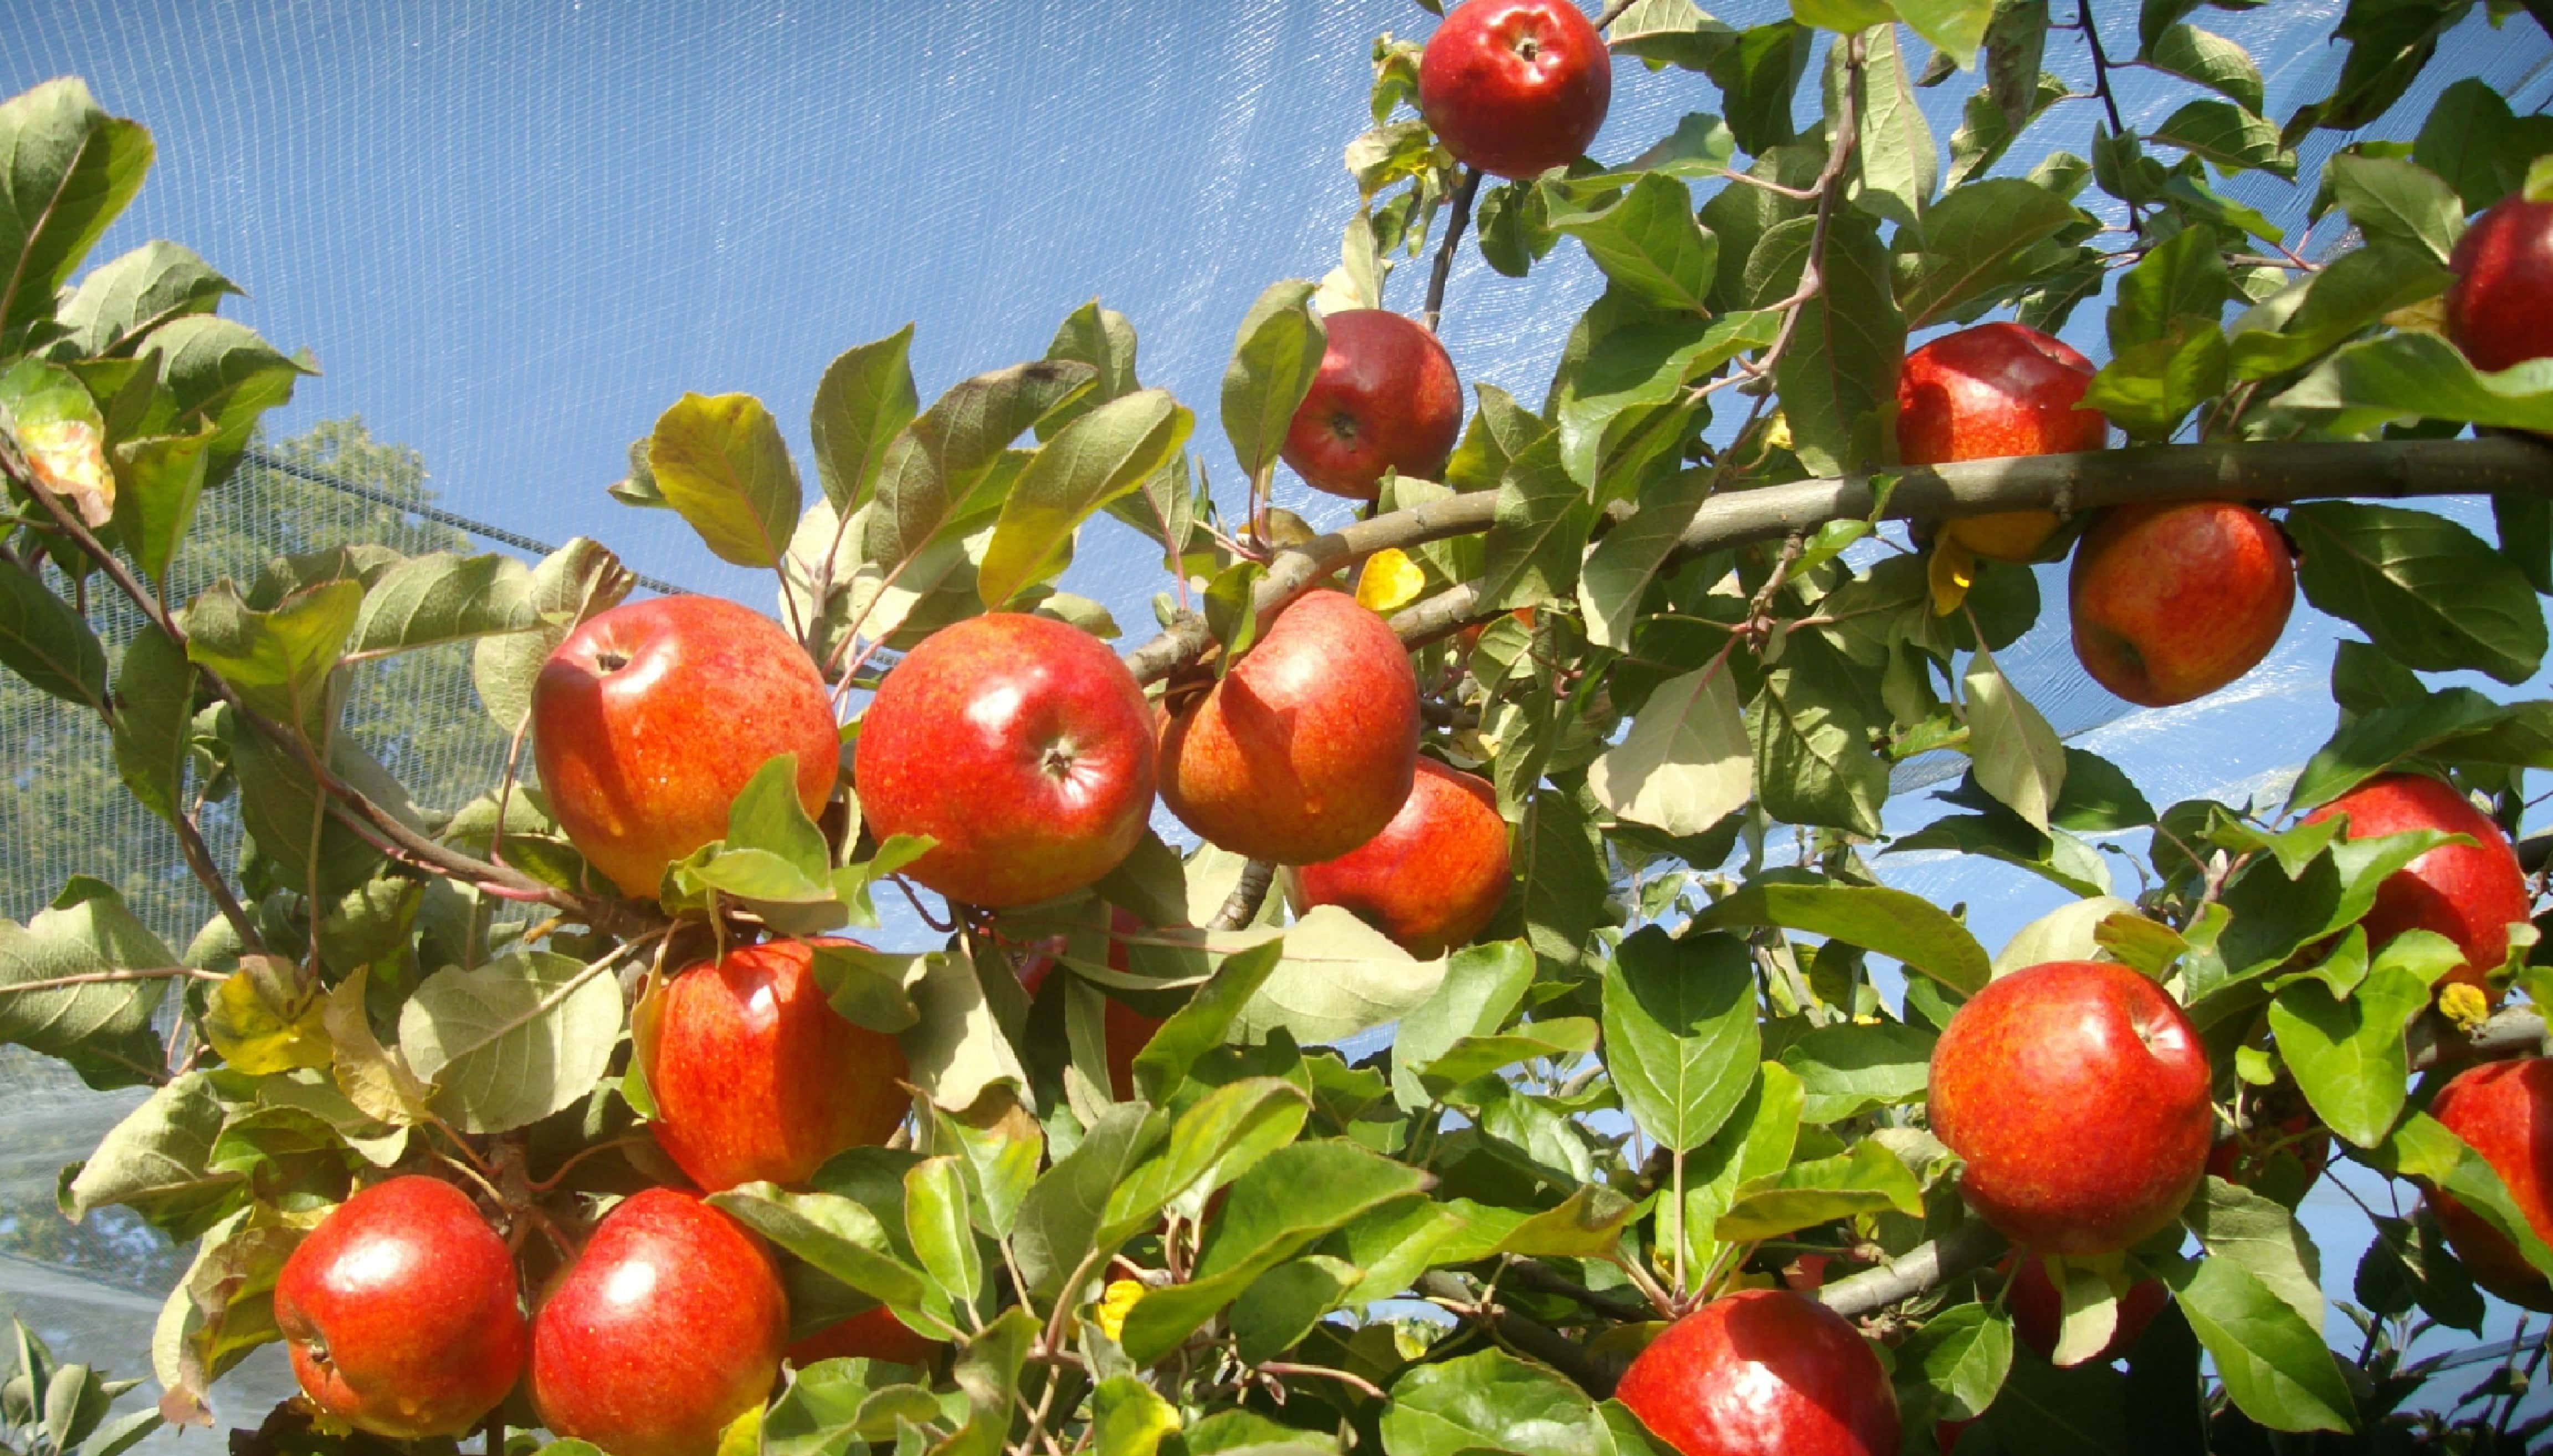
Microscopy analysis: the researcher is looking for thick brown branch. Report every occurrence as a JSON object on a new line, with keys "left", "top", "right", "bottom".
{"left": 1423, "top": 168, "right": 1484, "bottom": 334}
{"left": 1816, "top": 1218, "right": 2008, "bottom": 1320}
{"left": 1415, "top": 1270, "right": 1626, "bottom": 1394}
{"left": 1207, "top": 859, "right": 1278, "bottom": 930}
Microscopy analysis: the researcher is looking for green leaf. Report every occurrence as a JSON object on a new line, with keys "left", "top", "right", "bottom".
{"left": 1549, "top": 173, "right": 1716, "bottom": 315}
{"left": 1760, "top": 213, "right": 1903, "bottom": 475}
{"left": 55, "top": 239, "right": 235, "bottom": 356}
{"left": 2151, "top": 99, "right": 2291, "bottom": 178}
{"left": 0, "top": 79, "right": 153, "bottom": 345}
{"left": 1045, "top": 301, "right": 1142, "bottom": 425}
{"left": 1896, "top": 0, "right": 1997, "bottom": 61}
{"left": 1848, "top": 24, "right": 1938, "bottom": 229}
{"left": 2280, "top": 331, "right": 2553, "bottom": 437}
{"left": 182, "top": 578, "right": 360, "bottom": 731}
{"left": 896, "top": 949, "right": 1027, "bottom": 1114}
{"left": 1672, "top": 1063, "right": 1801, "bottom": 1268}
{"left": 710, "top": 1182, "right": 942, "bottom": 1331}
{"left": 1126, "top": 935, "right": 1285, "bottom": 1100}
{"left": 978, "top": 389, "right": 1192, "bottom": 607}
{"left": 2180, "top": 1176, "right": 2324, "bottom": 1327}
{"left": 1012, "top": 1103, "right": 1166, "bottom": 1298}
{"left": 1417, "top": 1021, "right": 1599, "bottom": 1096}
{"left": 61, "top": 1072, "right": 240, "bottom": 1234}
{"left": 1222, "top": 280, "right": 1325, "bottom": 484}
{"left": 1898, "top": 1303, "right": 2013, "bottom": 1422}
{"left": 1390, "top": 941, "right": 1533, "bottom": 1112}
{"left": 903, "top": 1156, "right": 982, "bottom": 1310}
{"left": 865, "top": 360, "right": 1097, "bottom": 574}
{"left": 1228, "top": 1254, "right": 1361, "bottom": 1364}
{"left": 1091, "top": 1376, "right": 1181, "bottom": 1456}
{"left": 110, "top": 422, "right": 218, "bottom": 586}
{"left": 1715, "top": 1138, "right": 1922, "bottom": 1240}
{"left": 109, "top": 622, "right": 194, "bottom": 824}
{"left": 2266, "top": 962, "right": 2431, "bottom": 1148}
{"left": 1477, "top": 431, "right": 1597, "bottom": 611}
{"left": 645, "top": 392, "right": 802, "bottom": 569}
{"left": 1751, "top": 635, "right": 1888, "bottom": 837}
{"left": 137, "top": 316, "right": 310, "bottom": 486}
{"left": 1117, "top": 1140, "right": 1426, "bottom": 1362}
{"left": 1607, "top": 0, "right": 1740, "bottom": 71}
{"left": 2225, "top": 243, "right": 2453, "bottom": 381}
{"left": 1965, "top": 649, "right": 2066, "bottom": 834}
{"left": 1515, "top": 787, "right": 1611, "bottom": 972}
{"left": 2413, "top": 79, "right": 2553, "bottom": 214}
{"left": 1379, "top": 1349, "right": 1602, "bottom": 1456}
{"left": 2150, "top": 1252, "right": 2354, "bottom": 1433}
{"left": 0, "top": 881, "right": 175, "bottom": 1090}
{"left": 1578, "top": 468, "right": 1714, "bottom": 649}
{"left": 1895, "top": 178, "right": 2083, "bottom": 328}
{"left": 2285, "top": 501, "right": 2545, "bottom": 685}
{"left": 1693, "top": 881, "right": 1990, "bottom": 993}
{"left": 2110, "top": 224, "right": 2229, "bottom": 355}
{"left": 765, "top": 1362, "right": 939, "bottom": 1456}
{"left": 1600, "top": 927, "right": 1760, "bottom": 1152}
{"left": 2144, "top": 25, "right": 2263, "bottom": 113}
{"left": 811, "top": 327, "right": 920, "bottom": 511}
{"left": 1554, "top": 306, "right": 1778, "bottom": 491}
{"left": 2365, "top": 1112, "right": 2553, "bottom": 1282}
{"left": 345, "top": 551, "right": 535, "bottom": 658}
{"left": 1711, "top": 24, "right": 1815, "bottom": 155}
{"left": 1222, "top": 908, "right": 1448, "bottom": 1047}
{"left": 470, "top": 537, "right": 632, "bottom": 730}
{"left": 1790, "top": 0, "right": 1893, "bottom": 31}
{"left": 1777, "top": 1021, "right": 1934, "bottom": 1123}
{"left": 2288, "top": 685, "right": 2521, "bottom": 812}
{"left": 1588, "top": 662, "right": 1752, "bottom": 839}
{"left": 396, "top": 951, "right": 623, "bottom": 1134}
{"left": 2328, "top": 153, "right": 2462, "bottom": 265}
{"left": 0, "top": 553, "right": 106, "bottom": 714}
{"left": 1101, "top": 1077, "right": 1310, "bottom": 1244}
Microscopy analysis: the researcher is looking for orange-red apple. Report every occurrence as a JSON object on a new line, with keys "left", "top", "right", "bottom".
{"left": 2068, "top": 500, "right": 2294, "bottom": 708}
{"left": 1929, "top": 960, "right": 2213, "bottom": 1254}
{"left": 2303, "top": 773, "right": 2531, "bottom": 1002}
{"left": 2446, "top": 197, "right": 2553, "bottom": 374}
{"left": 1899, "top": 321, "right": 2106, "bottom": 562}
{"left": 533, "top": 596, "right": 839, "bottom": 899}
{"left": 1160, "top": 590, "right": 1420, "bottom": 864}
{"left": 531, "top": 1188, "right": 788, "bottom": 1456}
{"left": 1291, "top": 756, "right": 1510, "bottom": 957}
{"left": 2426, "top": 1057, "right": 2553, "bottom": 1310}
{"left": 855, "top": 612, "right": 1155, "bottom": 908}
{"left": 273, "top": 1176, "right": 527, "bottom": 1439}
{"left": 1279, "top": 311, "right": 1462, "bottom": 500}
{"left": 647, "top": 936, "right": 910, "bottom": 1192}
{"left": 1615, "top": 1288, "right": 1899, "bottom": 1456}
{"left": 1419, "top": 0, "right": 1613, "bottom": 181}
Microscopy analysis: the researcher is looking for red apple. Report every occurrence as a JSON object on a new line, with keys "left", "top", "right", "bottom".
{"left": 534, "top": 596, "right": 839, "bottom": 899}
{"left": 1935, "top": 1418, "right": 1975, "bottom": 1453}
{"left": 1615, "top": 1288, "right": 1899, "bottom": 1456}
{"left": 1279, "top": 310, "right": 1463, "bottom": 500}
{"left": 2301, "top": 773, "right": 2531, "bottom": 1002}
{"left": 786, "top": 1305, "right": 940, "bottom": 1368}
{"left": 2429, "top": 1058, "right": 2553, "bottom": 1310}
{"left": 273, "top": 1176, "right": 527, "bottom": 1439}
{"left": 1017, "top": 909, "right": 1165, "bottom": 1101}
{"left": 1160, "top": 590, "right": 1421, "bottom": 864}
{"left": 2446, "top": 197, "right": 2553, "bottom": 374}
{"left": 1418, "top": 0, "right": 1613, "bottom": 181}
{"left": 1291, "top": 757, "right": 1511, "bottom": 957}
{"left": 2067, "top": 500, "right": 2294, "bottom": 708}
{"left": 531, "top": 1188, "right": 788, "bottom": 1456}
{"left": 854, "top": 612, "right": 1156, "bottom": 909}
{"left": 1899, "top": 322, "right": 2106, "bottom": 563}
{"left": 1928, "top": 961, "right": 2213, "bottom": 1254}
{"left": 647, "top": 936, "right": 911, "bottom": 1192}
{"left": 2001, "top": 1254, "right": 2169, "bottom": 1366}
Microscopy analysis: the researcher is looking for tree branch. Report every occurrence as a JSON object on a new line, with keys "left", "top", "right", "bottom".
{"left": 1415, "top": 1270, "right": 1626, "bottom": 1394}
{"left": 1423, "top": 168, "right": 1483, "bottom": 334}
{"left": 1207, "top": 859, "right": 1277, "bottom": 930}
{"left": 1816, "top": 1218, "right": 2008, "bottom": 1319}
{"left": 2410, "top": 1006, "right": 2549, "bottom": 1073}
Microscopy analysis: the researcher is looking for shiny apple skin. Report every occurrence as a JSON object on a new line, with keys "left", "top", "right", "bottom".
{"left": 1017, "top": 908, "right": 1165, "bottom": 1101}
{"left": 532, "top": 596, "right": 839, "bottom": 899}
{"left": 2446, "top": 197, "right": 2553, "bottom": 374}
{"left": 786, "top": 1305, "right": 940, "bottom": 1368}
{"left": 1160, "top": 591, "right": 1421, "bottom": 865}
{"left": 1418, "top": 0, "right": 1613, "bottom": 180}
{"left": 855, "top": 612, "right": 1155, "bottom": 908}
{"left": 1929, "top": 961, "right": 2213, "bottom": 1254}
{"left": 2067, "top": 500, "right": 2294, "bottom": 708}
{"left": 2302, "top": 773, "right": 2532, "bottom": 1001}
{"left": 1614, "top": 1289, "right": 1899, "bottom": 1456}
{"left": 1280, "top": 310, "right": 1463, "bottom": 500}
{"left": 273, "top": 1176, "right": 527, "bottom": 1440}
{"left": 2002, "top": 1254, "right": 2169, "bottom": 1365}
{"left": 2431, "top": 1059, "right": 2553, "bottom": 1310}
{"left": 648, "top": 936, "right": 910, "bottom": 1192}
{"left": 1293, "top": 757, "right": 1510, "bottom": 957}
{"left": 531, "top": 1188, "right": 788, "bottom": 1456}
{"left": 1898, "top": 321, "right": 2107, "bottom": 562}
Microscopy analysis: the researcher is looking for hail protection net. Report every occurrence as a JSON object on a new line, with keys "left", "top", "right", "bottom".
{"left": 2, "top": 0, "right": 2551, "bottom": 1439}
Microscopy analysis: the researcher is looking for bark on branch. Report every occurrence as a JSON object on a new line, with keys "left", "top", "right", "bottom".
{"left": 1815, "top": 1218, "right": 2009, "bottom": 1320}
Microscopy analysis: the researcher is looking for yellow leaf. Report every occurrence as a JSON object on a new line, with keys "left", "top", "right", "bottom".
{"left": 2438, "top": 981, "right": 2491, "bottom": 1032}
{"left": 17, "top": 417, "right": 114, "bottom": 527}
{"left": 1356, "top": 547, "right": 1428, "bottom": 614}
{"left": 1762, "top": 411, "right": 1795, "bottom": 453}
{"left": 1927, "top": 536, "right": 1979, "bottom": 617}
{"left": 204, "top": 957, "right": 332, "bottom": 1075}
{"left": 1095, "top": 1278, "right": 1145, "bottom": 1342}
{"left": 715, "top": 1401, "right": 761, "bottom": 1456}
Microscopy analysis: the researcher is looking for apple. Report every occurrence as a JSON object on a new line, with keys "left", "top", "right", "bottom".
{"left": 1160, "top": 590, "right": 1421, "bottom": 865}
{"left": 273, "top": 1176, "right": 527, "bottom": 1439}
{"left": 786, "top": 1305, "right": 940, "bottom": 1368}
{"left": 1291, "top": 756, "right": 1511, "bottom": 957}
{"left": 2425, "top": 1057, "right": 2553, "bottom": 1309}
{"left": 2067, "top": 500, "right": 2294, "bottom": 709}
{"left": 1279, "top": 310, "right": 1463, "bottom": 500}
{"left": 1935, "top": 1418, "right": 1975, "bottom": 1453}
{"left": 1017, "top": 908, "right": 1165, "bottom": 1101}
{"left": 2301, "top": 773, "right": 2531, "bottom": 1002}
{"left": 534, "top": 595, "right": 840, "bottom": 899}
{"left": 531, "top": 1188, "right": 788, "bottom": 1456}
{"left": 854, "top": 612, "right": 1155, "bottom": 908}
{"left": 1418, "top": 0, "right": 1613, "bottom": 181}
{"left": 1614, "top": 1288, "right": 1899, "bottom": 1456}
{"left": 1898, "top": 321, "right": 2106, "bottom": 563}
{"left": 1928, "top": 960, "right": 2213, "bottom": 1254}
{"left": 647, "top": 936, "right": 911, "bottom": 1192}
{"left": 2446, "top": 197, "right": 2553, "bottom": 374}
{"left": 2001, "top": 1254, "right": 2168, "bottom": 1366}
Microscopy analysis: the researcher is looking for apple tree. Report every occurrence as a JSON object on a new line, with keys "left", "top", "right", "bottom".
{"left": 9, "top": 1, "right": 2553, "bottom": 1452}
